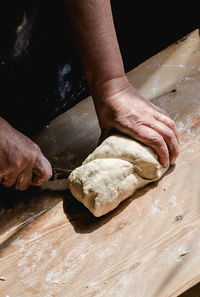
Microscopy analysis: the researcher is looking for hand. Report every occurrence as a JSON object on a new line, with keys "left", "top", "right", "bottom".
{"left": 92, "top": 77, "right": 179, "bottom": 168}
{"left": 0, "top": 117, "right": 52, "bottom": 191}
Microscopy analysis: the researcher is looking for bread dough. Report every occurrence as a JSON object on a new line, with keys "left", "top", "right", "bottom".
{"left": 68, "top": 134, "right": 168, "bottom": 217}
{"left": 83, "top": 134, "right": 165, "bottom": 180}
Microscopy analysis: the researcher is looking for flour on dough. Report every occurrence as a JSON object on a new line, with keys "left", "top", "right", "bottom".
{"left": 68, "top": 134, "right": 168, "bottom": 217}
{"left": 83, "top": 134, "right": 166, "bottom": 180}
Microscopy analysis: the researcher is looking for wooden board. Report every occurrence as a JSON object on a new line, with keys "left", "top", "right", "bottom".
{"left": 1, "top": 29, "right": 200, "bottom": 297}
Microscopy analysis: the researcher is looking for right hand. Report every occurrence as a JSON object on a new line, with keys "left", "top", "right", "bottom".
{"left": 0, "top": 117, "right": 52, "bottom": 191}
{"left": 92, "top": 77, "right": 179, "bottom": 168}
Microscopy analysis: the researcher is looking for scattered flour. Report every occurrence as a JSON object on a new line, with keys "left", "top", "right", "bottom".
{"left": 176, "top": 121, "right": 185, "bottom": 131}
{"left": 169, "top": 195, "right": 177, "bottom": 208}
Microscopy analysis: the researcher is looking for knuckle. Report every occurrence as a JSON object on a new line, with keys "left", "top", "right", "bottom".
{"left": 24, "top": 151, "right": 37, "bottom": 163}
{"left": 132, "top": 126, "right": 142, "bottom": 137}
{"left": 168, "top": 119, "right": 176, "bottom": 129}
{"left": 30, "top": 152, "right": 38, "bottom": 163}
{"left": 164, "top": 129, "right": 173, "bottom": 140}
{"left": 122, "top": 121, "right": 133, "bottom": 131}
{"left": 150, "top": 135, "right": 163, "bottom": 147}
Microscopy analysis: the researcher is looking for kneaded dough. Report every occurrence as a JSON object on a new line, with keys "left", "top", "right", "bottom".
{"left": 83, "top": 134, "right": 165, "bottom": 180}
{"left": 68, "top": 134, "right": 168, "bottom": 217}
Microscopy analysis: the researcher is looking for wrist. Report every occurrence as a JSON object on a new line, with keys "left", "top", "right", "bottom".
{"left": 91, "top": 75, "right": 130, "bottom": 101}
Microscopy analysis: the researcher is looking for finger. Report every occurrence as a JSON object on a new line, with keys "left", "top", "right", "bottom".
{"left": 15, "top": 167, "right": 33, "bottom": 191}
{"left": 114, "top": 123, "right": 170, "bottom": 167}
{"left": 1, "top": 173, "right": 18, "bottom": 188}
{"left": 146, "top": 120, "right": 179, "bottom": 165}
{"left": 137, "top": 126, "right": 170, "bottom": 167}
{"left": 32, "top": 154, "right": 52, "bottom": 186}
{"left": 0, "top": 168, "right": 13, "bottom": 185}
{"left": 154, "top": 113, "right": 180, "bottom": 144}
{"left": 151, "top": 103, "right": 169, "bottom": 116}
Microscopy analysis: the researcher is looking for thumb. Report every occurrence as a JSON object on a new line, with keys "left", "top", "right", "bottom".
{"left": 32, "top": 153, "right": 52, "bottom": 186}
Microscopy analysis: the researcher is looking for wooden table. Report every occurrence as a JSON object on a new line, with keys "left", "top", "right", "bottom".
{"left": 1, "top": 29, "right": 200, "bottom": 297}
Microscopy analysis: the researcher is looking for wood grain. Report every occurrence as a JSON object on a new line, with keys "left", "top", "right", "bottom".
{"left": 0, "top": 29, "right": 200, "bottom": 297}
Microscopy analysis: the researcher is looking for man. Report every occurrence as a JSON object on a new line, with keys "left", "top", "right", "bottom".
{"left": 0, "top": 0, "right": 179, "bottom": 191}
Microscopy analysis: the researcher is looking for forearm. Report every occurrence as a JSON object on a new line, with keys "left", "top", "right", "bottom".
{"left": 64, "top": 0, "right": 128, "bottom": 94}
{"left": 64, "top": 0, "right": 179, "bottom": 168}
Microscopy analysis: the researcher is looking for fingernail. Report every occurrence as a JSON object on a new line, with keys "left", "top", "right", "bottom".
{"left": 19, "top": 176, "right": 24, "bottom": 183}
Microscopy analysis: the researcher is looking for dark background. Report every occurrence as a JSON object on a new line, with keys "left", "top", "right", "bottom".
{"left": 0, "top": 1, "right": 199, "bottom": 134}
{"left": 1, "top": 2, "right": 199, "bottom": 84}
{"left": 111, "top": 1, "right": 199, "bottom": 72}
{"left": 1, "top": 2, "right": 199, "bottom": 70}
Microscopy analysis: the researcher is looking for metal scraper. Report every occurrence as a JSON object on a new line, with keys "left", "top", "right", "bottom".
{"left": 40, "top": 167, "right": 72, "bottom": 191}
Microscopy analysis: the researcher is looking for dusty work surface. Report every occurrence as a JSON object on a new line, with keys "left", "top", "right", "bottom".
{"left": 1, "top": 29, "right": 200, "bottom": 297}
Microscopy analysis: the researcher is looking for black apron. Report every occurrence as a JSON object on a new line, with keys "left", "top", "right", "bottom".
{"left": 0, "top": 0, "right": 89, "bottom": 136}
